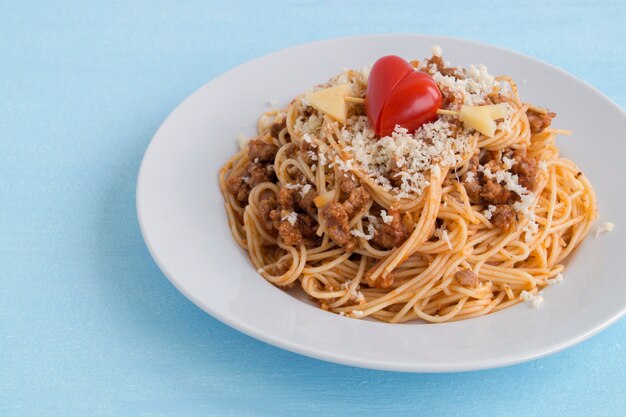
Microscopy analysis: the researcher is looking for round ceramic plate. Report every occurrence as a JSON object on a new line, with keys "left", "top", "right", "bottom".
{"left": 137, "top": 34, "right": 625, "bottom": 372}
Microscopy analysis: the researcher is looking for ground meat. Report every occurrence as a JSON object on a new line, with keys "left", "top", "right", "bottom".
{"left": 248, "top": 138, "right": 278, "bottom": 163}
{"left": 488, "top": 92, "right": 511, "bottom": 104}
{"left": 441, "top": 86, "right": 464, "bottom": 111}
{"left": 226, "top": 171, "right": 250, "bottom": 204}
{"left": 480, "top": 179, "right": 512, "bottom": 205}
{"left": 276, "top": 187, "right": 296, "bottom": 209}
{"left": 298, "top": 188, "right": 318, "bottom": 215}
{"left": 387, "top": 156, "right": 405, "bottom": 188}
{"left": 372, "top": 210, "right": 409, "bottom": 249}
{"left": 270, "top": 210, "right": 320, "bottom": 248}
{"left": 455, "top": 269, "right": 478, "bottom": 287}
{"left": 342, "top": 186, "right": 370, "bottom": 216}
{"left": 247, "top": 162, "right": 272, "bottom": 189}
{"left": 266, "top": 185, "right": 321, "bottom": 247}
{"left": 481, "top": 151, "right": 504, "bottom": 166}
{"left": 226, "top": 161, "right": 273, "bottom": 204}
{"left": 296, "top": 213, "right": 320, "bottom": 248}
{"left": 258, "top": 194, "right": 277, "bottom": 233}
{"left": 278, "top": 218, "right": 302, "bottom": 246}
{"left": 276, "top": 184, "right": 318, "bottom": 216}
{"left": 526, "top": 109, "right": 556, "bottom": 134}
{"left": 270, "top": 118, "right": 287, "bottom": 139}
{"left": 464, "top": 180, "right": 482, "bottom": 202}
{"left": 491, "top": 204, "right": 516, "bottom": 230}
{"left": 423, "top": 55, "right": 465, "bottom": 79}
{"left": 321, "top": 202, "right": 356, "bottom": 251}
{"left": 511, "top": 152, "right": 538, "bottom": 191}
{"left": 463, "top": 154, "right": 481, "bottom": 201}
{"left": 300, "top": 139, "right": 317, "bottom": 164}
{"left": 337, "top": 170, "right": 358, "bottom": 194}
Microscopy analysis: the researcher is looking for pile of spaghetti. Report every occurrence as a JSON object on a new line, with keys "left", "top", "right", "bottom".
{"left": 219, "top": 49, "right": 596, "bottom": 323}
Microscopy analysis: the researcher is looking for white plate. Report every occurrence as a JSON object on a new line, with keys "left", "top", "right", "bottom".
{"left": 137, "top": 34, "right": 626, "bottom": 372}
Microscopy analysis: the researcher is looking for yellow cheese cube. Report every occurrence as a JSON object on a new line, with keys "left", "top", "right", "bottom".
{"left": 306, "top": 84, "right": 350, "bottom": 124}
{"left": 459, "top": 104, "right": 508, "bottom": 137}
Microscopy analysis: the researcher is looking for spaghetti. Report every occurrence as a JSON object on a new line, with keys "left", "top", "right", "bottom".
{"left": 219, "top": 49, "right": 597, "bottom": 323}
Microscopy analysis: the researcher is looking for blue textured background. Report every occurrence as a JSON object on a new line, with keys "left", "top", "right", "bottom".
{"left": 2, "top": 1, "right": 625, "bottom": 416}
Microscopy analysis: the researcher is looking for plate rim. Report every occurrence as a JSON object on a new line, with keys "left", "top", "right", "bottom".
{"left": 137, "top": 33, "right": 626, "bottom": 372}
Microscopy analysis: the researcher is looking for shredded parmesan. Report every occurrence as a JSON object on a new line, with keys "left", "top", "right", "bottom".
{"left": 281, "top": 212, "right": 298, "bottom": 226}
{"left": 351, "top": 223, "right": 375, "bottom": 240}
{"left": 546, "top": 273, "right": 563, "bottom": 286}
{"left": 520, "top": 290, "right": 544, "bottom": 308}
{"left": 435, "top": 226, "right": 453, "bottom": 249}
{"left": 340, "top": 118, "right": 472, "bottom": 198}
{"left": 285, "top": 183, "right": 302, "bottom": 190}
{"left": 300, "top": 184, "right": 312, "bottom": 197}
{"left": 502, "top": 156, "right": 515, "bottom": 170}
{"left": 431, "top": 44, "right": 442, "bottom": 57}
{"left": 236, "top": 133, "right": 250, "bottom": 149}
{"left": 595, "top": 222, "right": 615, "bottom": 237}
{"left": 380, "top": 210, "right": 393, "bottom": 225}
{"left": 483, "top": 205, "right": 496, "bottom": 220}
{"left": 318, "top": 152, "right": 327, "bottom": 167}
{"left": 295, "top": 113, "right": 323, "bottom": 134}
{"left": 522, "top": 220, "right": 539, "bottom": 243}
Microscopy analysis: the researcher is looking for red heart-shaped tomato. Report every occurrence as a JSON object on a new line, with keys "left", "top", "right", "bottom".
{"left": 366, "top": 55, "right": 442, "bottom": 137}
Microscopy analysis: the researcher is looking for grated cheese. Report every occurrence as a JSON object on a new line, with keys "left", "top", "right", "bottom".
{"left": 332, "top": 155, "right": 355, "bottom": 172}
{"left": 435, "top": 226, "right": 453, "bottom": 249}
{"left": 351, "top": 223, "right": 375, "bottom": 240}
{"left": 236, "top": 133, "right": 250, "bottom": 149}
{"left": 595, "top": 222, "right": 615, "bottom": 237}
{"left": 522, "top": 220, "right": 539, "bottom": 243}
{"left": 351, "top": 310, "right": 365, "bottom": 318}
{"left": 502, "top": 156, "right": 515, "bottom": 170}
{"left": 546, "top": 273, "right": 563, "bottom": 286}
{"left": 318, "top": 152, "right": 327, "bottom": 167}
{"left": 295, "top": 113, "right": 323, "bottom": 134}
{"left": 483, "top": 204, "right": 496, "bottom": 220}
{"left": 300, "top": 184, "right": 312, "bottom": 197}
{"left": 380, "top": 210, "right": 393, "bottom": 225}
{"left": 431, "top": 44, "right": 442, "bottom": 57}
{"left": 281, "top": 211, "right": 298, "bottom": 226}
{"left": 520, "top": 290, "right": 544, "bottom": 308}
{"left": 285, "top": 183, "right": 302, "bottom": 190}
{"left": 424, "top": 63, "right": 503, "bottom": 107}
{"left": 340, "top": 117, "right": 472, "bottom": 198}
{"left": 258, "top": 114, "right": 274, "bottom": 131}
{"left": 465, "top": 171, "right": 475, "bottom": 183}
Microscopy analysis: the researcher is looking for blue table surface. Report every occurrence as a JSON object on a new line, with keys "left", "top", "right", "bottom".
{"left": 2, "top": 1, "right": 625, "bottom": 416}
